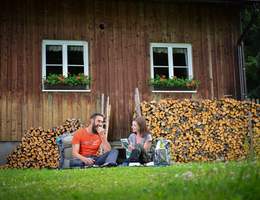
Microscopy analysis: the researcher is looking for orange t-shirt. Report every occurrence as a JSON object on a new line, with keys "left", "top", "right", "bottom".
{"left": 72, "top": 128, "right": 102, "bottom": 156}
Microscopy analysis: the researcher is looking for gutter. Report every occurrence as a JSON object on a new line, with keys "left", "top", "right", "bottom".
{"left": 237, "top": 2, "right": 259, "bottom": 100}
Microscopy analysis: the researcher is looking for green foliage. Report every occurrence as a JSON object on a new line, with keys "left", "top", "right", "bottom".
{"left": 245, "top": 54, "right": 260, "bottom": 98}
{"left": 0, "top": 162, "right": 259, "bottom": 200}
{"left": 242, "top": 7, "right": 260, "bottom": 98}
{"left": 149, "top": 75, "right": 200, "bottom": 90}
{"left": 44, "top": 73, "right": 91, "bottom": 86}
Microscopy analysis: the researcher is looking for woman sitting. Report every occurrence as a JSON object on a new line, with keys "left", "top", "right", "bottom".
{"left": 122, "top": 116, "right": 153, "bottom": 165}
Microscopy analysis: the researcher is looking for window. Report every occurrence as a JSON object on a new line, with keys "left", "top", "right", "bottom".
{"left": 150, "top": 43, "right": 193, "bottom": 81}
{"left": 42, "top": 40, "right": 89, "bottom": 91}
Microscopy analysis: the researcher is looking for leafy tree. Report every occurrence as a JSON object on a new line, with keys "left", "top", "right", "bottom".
{"left": 242, "top": 5, "right": 260, "bottom": 98}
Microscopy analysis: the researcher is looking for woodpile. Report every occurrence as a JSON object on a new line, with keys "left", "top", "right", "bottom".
{"left": 141, "top": 98, "right": 260, "bottom": 162}
{"left": 5, "top": 119, "right": 82, "bottom": 168}
{"left": 253, "top": 120, "right": 260, "bottom": 159}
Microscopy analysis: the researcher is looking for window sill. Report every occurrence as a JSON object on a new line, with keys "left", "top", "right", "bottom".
{"left": 42, "top": 84, "right": 90, "bottom": 92}
{"left": 151, "top": 86, "right": 197, "bottom": 93}
{"left": 152, "top": 90, "right": 197, "bottom": 93}
{"left": 42, "top": 89, "right": 91, "bottom": 93}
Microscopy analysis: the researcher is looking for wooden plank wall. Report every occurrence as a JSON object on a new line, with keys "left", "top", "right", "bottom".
{"left": 0, "top": 0, "right": 241, "bottom": 141}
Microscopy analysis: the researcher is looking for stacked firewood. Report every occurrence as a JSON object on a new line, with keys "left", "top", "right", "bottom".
{"left": 253, "top": 119, "right": 260, "bottom": 159}
{"left": 141, "top": 98, "right": 260, "bottom": 162}
{"left": 6, "top": 119, "right": 82, "bottom": 168}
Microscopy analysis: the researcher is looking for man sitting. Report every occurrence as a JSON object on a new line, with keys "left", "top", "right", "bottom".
{"left": 71, "top": 113, "right": 118, "bottom": 167}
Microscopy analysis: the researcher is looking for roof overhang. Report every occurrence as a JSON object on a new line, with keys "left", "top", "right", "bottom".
{"left": 145, "top": 0, "right": 260, "bottom": 4}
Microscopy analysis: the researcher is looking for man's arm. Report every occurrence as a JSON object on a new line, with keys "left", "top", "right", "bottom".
{"left": 99, "top": 133, "right": 111, "bottom": 153}
{"left": 97, "top": 127, "right": 111, "bottom": 153}
{"left": 72, "top": 144, "right": 95, "bottom": 165}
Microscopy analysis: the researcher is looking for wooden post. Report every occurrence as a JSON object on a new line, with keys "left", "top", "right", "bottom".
{"left": 206, "top": 16, "right": 214, "bottom": 100}
{"left": 101, "top": 93, "right": 105, "bottom": 115}
{"left": 135, "top": 88, "right": 142, "bottom": 117}
{"left": 100, "top": 95, "right": 111, "bottom": 154}
{"left": 105, "top": 96, "right": 111, "bottom": 138}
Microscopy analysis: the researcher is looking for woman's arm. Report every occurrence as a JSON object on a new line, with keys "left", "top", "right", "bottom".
{"left": 143, "top": 133, "right": 153, "bottom": 151}
{"left": 128, "top": 133, "right": 136, "bottom": 151}
{"left": 143, "top": 140, "right": 152, "bottom": 151}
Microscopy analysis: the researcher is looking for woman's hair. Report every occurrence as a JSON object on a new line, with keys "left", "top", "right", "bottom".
{"left": 134, "top": 116, "right": 148, "bottom": 136}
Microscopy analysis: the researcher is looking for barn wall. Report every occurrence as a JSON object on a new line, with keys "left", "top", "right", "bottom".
{"left": 0, "top": 0, "right": 240, "bottom": 141}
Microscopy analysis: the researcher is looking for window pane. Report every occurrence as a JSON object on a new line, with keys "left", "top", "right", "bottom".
{"left": 153, "top": 47, "right": 168, "bottom": 66}
{"left": 68, "top": 65, "right": 84, "bottom": 75}
{"left": 68, "top": 46, "right": 84, "bottom": 65}
{"left": 46, "top": 45, "right": 62, "bottom": 64}
{"left": 46, "top": 66, "right": 62, "bottom": 77}
{"left": 172, "top": 48, "right": 187, "bottom": 66}
{"left": 173, "top": 68, "right": 188, "bottom": 79}
{"left": 154, "top": 67, "right": 169, "bottom": 78}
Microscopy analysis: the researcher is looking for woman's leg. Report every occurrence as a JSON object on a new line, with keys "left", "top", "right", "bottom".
{"left": 139, "top": 149, "right": 151, "bottom": 164}
{"left": 128, "top": 146, "right": 142, "bottom": 162}
{"left": 128, "top": 144, "right": 150, "bottom": 164}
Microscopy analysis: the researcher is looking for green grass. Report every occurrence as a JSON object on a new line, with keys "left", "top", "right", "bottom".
{"left": 0, "top": 161, "right": 259, "bottom": 200}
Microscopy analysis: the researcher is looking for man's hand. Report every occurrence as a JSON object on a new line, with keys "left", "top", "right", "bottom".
{"left": 82, "top": 157, "right": 95, "bottom": 165}
{"left": 96, "top": 126, "right": 111, "bottom": 152}
{"left": 97, "top": 127, "right": 106, "bottom": 141}
{"left": 97, "top": 126, "right": 105, "bottom": 134}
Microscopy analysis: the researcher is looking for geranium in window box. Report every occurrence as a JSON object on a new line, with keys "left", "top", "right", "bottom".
{"left": 149, "top": 75, "right": 199, "bottom": 91}
{"left": 43, "top": 73, "right": 91, "bottom": 90}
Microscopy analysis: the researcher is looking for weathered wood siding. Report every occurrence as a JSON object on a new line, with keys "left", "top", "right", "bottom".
{"left": 0, "top": 0, "right": 240, "bottom": 141}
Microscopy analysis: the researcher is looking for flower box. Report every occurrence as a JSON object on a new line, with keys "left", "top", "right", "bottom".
{"left": 152, "top": 85, "right": 197, "bottom": 91}
{"left": 43, "top": 73, "right": 91, "bottom": 91}
{"left": 149, "top": 75, "right": 199, "bottom": 91}
{"left": 44, "top": 83, "right": 89, "bottom": 90}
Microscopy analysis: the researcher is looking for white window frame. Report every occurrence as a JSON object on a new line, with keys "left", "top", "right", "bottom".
{"left": 150, "top": 43, "right": 195, "bottom": 93}
{"left": 42, "top": 40, "right": 90, "bottom": 92}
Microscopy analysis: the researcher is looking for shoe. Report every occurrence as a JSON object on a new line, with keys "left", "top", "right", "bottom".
{"left": 144, "top": 162, "right": 154, "bottom": 166}
{"left": 84, "top": 165, "right": 93, "bottom": 168}
{"left": 101, "top": 162, "right": 117, "bottom": 167}
{"left": 128, "top": 162, "right": 142, "bottom": 167}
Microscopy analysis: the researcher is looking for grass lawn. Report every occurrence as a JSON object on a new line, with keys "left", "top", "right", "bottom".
{"left": 0, "top": 161, "right": 259, "bottom": 200}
